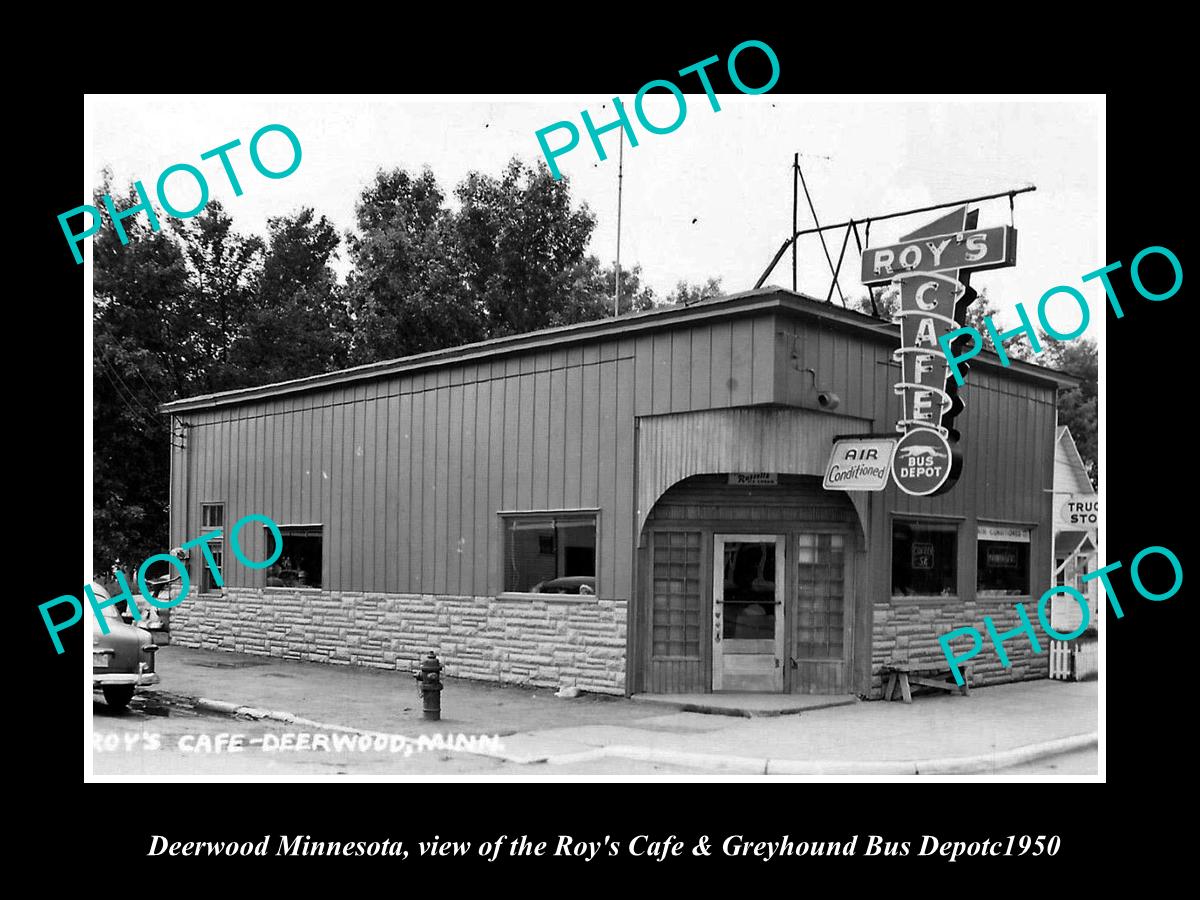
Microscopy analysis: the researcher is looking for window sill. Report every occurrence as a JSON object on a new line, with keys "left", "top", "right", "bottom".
{"left": 889, "top": 594, "right": 961, "bottom": 604}
{"left": 497, "top": 591, "right": 598, "bottom": 604}
{"left": 264, "top": 585, "right": 324, "bottom": 593}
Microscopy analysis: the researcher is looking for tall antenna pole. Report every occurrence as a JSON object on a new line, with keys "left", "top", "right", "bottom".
{"left": 791, "top": 153, "right": 798, "bottom": 292}
{"left": 615, "top": 131, "right": 624, "bottom": 317}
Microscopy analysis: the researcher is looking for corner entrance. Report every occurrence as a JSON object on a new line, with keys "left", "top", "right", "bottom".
{"left": 713, "top": 535, "right": 785, "bottom": 691}
{"left": 638, "top": 474, "right": 863, "bottom": 695}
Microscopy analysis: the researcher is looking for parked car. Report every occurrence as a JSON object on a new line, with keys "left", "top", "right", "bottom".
{"left": 531, "top": 576, "right": 596, "bottom": 595}
{"left": 91, "top": 581, "right": 160, "bottom": 709}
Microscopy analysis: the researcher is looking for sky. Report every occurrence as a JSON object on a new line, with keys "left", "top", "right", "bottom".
{"left": 86, "top": 95, "right": 1102, "bottom": 334}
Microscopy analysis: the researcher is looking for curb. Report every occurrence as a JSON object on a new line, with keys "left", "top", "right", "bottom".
{"left": 195, "top": 698, "right": 405, "bottom": 739}
{"left": 566, "top": 732, "right": 1097, "bottom": 775}
{"left": 629, "top": 695, "right": 858, "bottom": 718}
{"left": 189, "top": 695, "right": 1096, "bottom": 774}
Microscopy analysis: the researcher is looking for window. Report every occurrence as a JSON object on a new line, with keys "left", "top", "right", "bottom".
{"left": 266, "top": 525, "right": 322, "bottom": 589}
{"left": 1055, "top": 557, "right": 1067, "bottom": 587}
{"left": 891, "top": 519, "right": 957, "bottom": 597}
{"left": 200, "top": 503, "right": 224, "bottom": 592}
{"left": 977, "top": 524, "right": 1032, "bottom": 596}
{"left": 795, "top": 533, "right": 846, "bottom": 658}
{"left": 651, "top": 531, "right": 702, "bottom": 658}
{"left": 502, "top": 513, "right": 597, "bottom": 594}
{"left": 1075, "top": 554, "right": 1089, "bottom": 594}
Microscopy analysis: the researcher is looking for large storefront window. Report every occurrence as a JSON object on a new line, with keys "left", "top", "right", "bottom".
{"left": 892, "top": 519, "right": 958, "bottom": 597}
{"left": 502, "top": 513, "right": 597, "bottom": 595}
{"left": 977, "top": 524, "right": 1031, "bottom": 596}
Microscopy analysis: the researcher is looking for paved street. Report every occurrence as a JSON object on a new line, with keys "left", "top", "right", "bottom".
{"left": 92, "top": 669, "right": 1099, "bottom": 778}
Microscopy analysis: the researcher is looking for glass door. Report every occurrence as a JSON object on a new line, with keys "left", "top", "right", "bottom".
{"left": 712, "top": 534, "right": 785, "bottom": 692}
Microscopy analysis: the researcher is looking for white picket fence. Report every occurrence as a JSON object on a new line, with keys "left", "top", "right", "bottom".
{"left": 1074, "top": 640, "right": 1098, "bottom": 680}
{"left": 1049, "top": 639, "right": 1098, "bottom": 681}
{"left": 1049, "top": 641, "right": 1072, "bottom": 679}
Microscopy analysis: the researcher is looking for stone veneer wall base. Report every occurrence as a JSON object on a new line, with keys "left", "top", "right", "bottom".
{"left": 871, "top": 597, "right": 1052, "bottom": 699}
{"left": 169, "top": 588, "right": 627, "bottom": 695}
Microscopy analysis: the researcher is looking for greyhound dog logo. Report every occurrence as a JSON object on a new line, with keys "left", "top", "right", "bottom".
{"left": 898, "top": 445, "right": 947, "bottom": 461}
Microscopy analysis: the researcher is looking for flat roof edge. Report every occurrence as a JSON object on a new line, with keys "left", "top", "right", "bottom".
{"left": 159, "top": 288, "right": 1080, "bottom": 412}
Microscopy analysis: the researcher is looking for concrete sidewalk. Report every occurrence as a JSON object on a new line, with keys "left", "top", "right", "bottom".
{"left": 150, "top": 646, "right": 1098, "bottom": 774}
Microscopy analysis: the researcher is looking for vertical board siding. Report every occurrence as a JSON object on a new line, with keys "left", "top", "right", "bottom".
{"left": 174, "top": 306, "right": 1057, "bottom": 658}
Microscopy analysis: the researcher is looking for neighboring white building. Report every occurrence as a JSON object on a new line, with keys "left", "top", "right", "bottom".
{"left": 1049, "top": 425, "right": 1098, "bottom": 679}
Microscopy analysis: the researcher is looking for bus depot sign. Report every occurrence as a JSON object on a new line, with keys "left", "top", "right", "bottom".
{"left": 862, "top": 207, "right": 1017, "bottom": 496}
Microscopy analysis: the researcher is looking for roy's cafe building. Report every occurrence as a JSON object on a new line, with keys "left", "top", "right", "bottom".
{"left": 161, "top": 209, "right": 1074, "bottom": 699}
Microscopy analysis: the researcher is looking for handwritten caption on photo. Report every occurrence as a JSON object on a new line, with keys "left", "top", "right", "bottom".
{"left": 95, "top": 730, "right": 503, "bottom": 756}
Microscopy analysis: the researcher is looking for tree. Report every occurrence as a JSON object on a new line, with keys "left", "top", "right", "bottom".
{"left": 231, "top": 208, "right": 349, "bottom": 385}
{"left": 93, "top": 175, "right": 192, "bottom": 574}
{"left": 345, "top": 158, "right": 653, "bottom": 364}
{"left": 172, "top": 201, "right": 265, "bottom": 392}
{"left": 454, "top": 158, "right": 599, "bottom": 337}
{"left": 345, "top": 167, "right": 484, "bottom": 362}
{"left": 1043, "top": 338, "right": 1098, "bottom": 485}
{"left": 664, "top": 277, "right": 723, "bottom": 307}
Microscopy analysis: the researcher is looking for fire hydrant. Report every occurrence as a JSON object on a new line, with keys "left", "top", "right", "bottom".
{"left": 413, "top": 651, "right": 444, "bottom": 721}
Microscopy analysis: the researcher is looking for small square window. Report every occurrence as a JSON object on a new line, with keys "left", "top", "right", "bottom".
{"left": 201, "top": 503, "right": 224, "bottom": 529}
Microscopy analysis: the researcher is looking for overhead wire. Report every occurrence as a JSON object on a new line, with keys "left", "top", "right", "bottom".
{"left": 95, "top": 355, "right": 186, "bottom": 450}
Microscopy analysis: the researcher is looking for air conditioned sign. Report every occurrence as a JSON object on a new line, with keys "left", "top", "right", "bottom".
{"left": 862, "top": 206, "right": 1017, "bottom": 496}
{"left": 823, "top": 437, "right": 896, "bottom": 491}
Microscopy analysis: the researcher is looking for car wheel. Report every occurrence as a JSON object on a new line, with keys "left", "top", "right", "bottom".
{"left": 102, "top": 685, "right": 135, "bottom": 710}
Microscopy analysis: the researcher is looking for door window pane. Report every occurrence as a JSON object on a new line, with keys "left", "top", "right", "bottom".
{"left": 720, "top": 541, "right": 776, "bottom": 639}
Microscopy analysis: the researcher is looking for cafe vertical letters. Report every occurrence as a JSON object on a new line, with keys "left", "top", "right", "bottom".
{"left": 861, "top": 207, "right": 1017, "bottom": 496}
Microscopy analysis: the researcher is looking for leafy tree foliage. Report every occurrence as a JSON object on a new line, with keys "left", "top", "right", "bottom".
{"left": 1043, "top": 338, "right": 1098, "bottom": 485}
{"left": 664, "top": 277, "right": 724, "bottom": 307}
{"left": 454, "top": 159, "right": 598, "bottom": 337}
{"left": 345, "top": 167, "right": 478, "bottom": 362}
{"left": 232, "top": 208, "right": 348, "bottom": 385}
